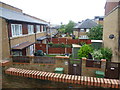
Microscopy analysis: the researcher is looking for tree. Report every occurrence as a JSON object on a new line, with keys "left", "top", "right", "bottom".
{"left": 87, "top": 25, "right": 103, "bottom": 40}
{"left": 65, "top": 20, "right": 75, "bottom": 34}
{"left": 58, "top": 25, "right": 66, "bottom": 34}
{"left": 78, "top": 44, "right": 93, "bottom": 59}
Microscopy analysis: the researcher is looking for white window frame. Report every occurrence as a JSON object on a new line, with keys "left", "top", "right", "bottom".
{"left": 41, "top": 25, "right": 43, "bottom": 32}
{"left": 36, "top": 25, "right": 40, "bottom": 33}
{"left": 28, "top": 25, "right": 34, "bottom": 34}
{"left": 86, "top": 29, "right": 90, "bottom": 32}
{"left": 11, "top": 24, "right": 22, "bottom": 37}
{"left": 43, "top": 26, "right": 46, "bottom": 32}
{"left": 80, "top": 29, "right": 85, "bottom": 32}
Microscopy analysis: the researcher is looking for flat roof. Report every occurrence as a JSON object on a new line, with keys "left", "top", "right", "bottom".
{"left": 91, "top": 40, "right": 103, "bottom": 42}
{"left": 72, "top": 44, "right": 81, "bottom": 48}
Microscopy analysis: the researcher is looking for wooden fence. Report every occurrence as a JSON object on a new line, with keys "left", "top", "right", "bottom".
{"left": 35, "top": 43, "right": 72, "bottom": 54}
{"left": 50, "top": 38, "right": 91, "bottom": 44}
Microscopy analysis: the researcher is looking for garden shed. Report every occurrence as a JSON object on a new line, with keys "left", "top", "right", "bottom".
{"left": 72, "top": 44, "right": 81, "bottom": 58}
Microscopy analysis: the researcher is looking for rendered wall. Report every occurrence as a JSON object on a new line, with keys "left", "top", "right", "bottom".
{"left": 1, "top": 18, "right": 10, "bottom": 60}
{"left": 103, "top": 7, "right": 119, "bottom": 62}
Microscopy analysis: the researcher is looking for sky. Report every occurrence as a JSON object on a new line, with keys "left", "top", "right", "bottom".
{"left": 1, "top": 0, "right": 106, "bottom": 25}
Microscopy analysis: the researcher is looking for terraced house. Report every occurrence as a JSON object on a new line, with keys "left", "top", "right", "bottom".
{"left": 103, "top": 0, "right": 120, "bottom": 62}
{"left": 0, "top": 2, "right": 49, "bottom": 60}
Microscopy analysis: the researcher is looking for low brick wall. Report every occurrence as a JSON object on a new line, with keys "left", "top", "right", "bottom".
{"left": 5, "top": 68, "right": 120, "bottom": 88}
{"left": 81, "top": 58, "right": 106, "bottom": 77}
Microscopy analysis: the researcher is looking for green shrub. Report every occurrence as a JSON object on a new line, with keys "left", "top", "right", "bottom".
{"left": 92, "top": 48, "right": 112, "bottom": 61}
{"left": 100, "top": 48, "right": 112, "bottom": 61}
{"left": 78, "top": 44, "right": 93, "bottom": 59}
{"left": 91, "top": 50, "right": 103, "bottom": 60}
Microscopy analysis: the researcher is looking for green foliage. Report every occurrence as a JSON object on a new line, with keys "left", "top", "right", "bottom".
{"left": 58, "top": 21, "right": 75, "bottom": 34}
{"left": 58, "top": 25, "right": 66, "bottom": 34}
{"left": 78, "top": 44, "right": 93, "bottom": 59}
{"left": 92, "top": 48, "right": 112, "bottom": 61}
{"left": 48, "top": 42, "right": 53, "bottom": 46}
{"left": 91, "top": 50, "right": 103, "bottom": 60}
{"left": 48, "top": 43, "right": 72, "bottom": 48}
{"left": 87, "top": 25, "right": 103, "bottom": 40}
{"left": 100, "top": 48, "right": 112, "bottom": 61}
{"left": 65, "top": 20, "right": 75, "bottom": 34}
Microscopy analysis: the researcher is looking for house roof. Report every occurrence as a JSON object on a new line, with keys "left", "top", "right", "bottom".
{"left": 0, "top": 7, "right": 48, "bottom": 25}
{"left": 12, "top": 41, "right": 34, "bottom": 50}
{"left": 74, "top": 19, "right": 98, "bottom": 29}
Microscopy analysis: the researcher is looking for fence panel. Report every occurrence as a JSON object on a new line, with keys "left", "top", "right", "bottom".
{"left": 35, "top": 43, "right": 46, "bottom": 53}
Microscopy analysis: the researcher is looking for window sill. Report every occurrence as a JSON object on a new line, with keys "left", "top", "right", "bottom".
{"left": 10, "top": 33, "right": 35, "bottom": 39}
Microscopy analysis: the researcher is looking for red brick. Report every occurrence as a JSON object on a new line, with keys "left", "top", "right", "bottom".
{"left": 110, "top": 79, "right": 115, "bottom": 88}
{"left": 59, "top": 74, "right": 64, "bottom": 82}
{"left": 96, "top": 78, "right": 101, "bottom": 87}
{"left": 47, "top": 73, "right": 52, "bottom": 80}
{"left": 44, "top": 72, "right": 50, "bottom": 80}
{"left": 113, "top": 79, "right": 119, "bottom": 88}
{"left": 100, "top": 78, "right": 104, "bottom": 87}
{"left": 77, "top": 76, "right": 81, "bottom": 84}
{"left": 93, "top": 77, "right": 98, "bottom": 87}
{"left": 68, "top": 75, "right": 72, "bottom": 83}
{"left": 90, "top": 77, "right": 94, "bottom": 86}
{"left": 87, "top": 77, "right": 91, "bottom": 86}
{"left": 56, "top": 74, "right": 60, "bottom": 82}
{"left": 37, "top": 71, "right": 42, "bottom": 79}
{"left": 74, "top": 76, "right": 78, "bottom": 84}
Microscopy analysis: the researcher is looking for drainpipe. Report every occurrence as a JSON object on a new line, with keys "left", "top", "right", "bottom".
{"left": 7, "top": 20, "right": 12, "bottom": 55}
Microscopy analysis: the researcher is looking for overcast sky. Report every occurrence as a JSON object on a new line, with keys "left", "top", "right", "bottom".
{"left": 1, "top": 0, "right": 106, "bottom": 25}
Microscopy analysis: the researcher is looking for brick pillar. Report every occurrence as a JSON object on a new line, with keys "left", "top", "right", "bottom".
{"left": 81, "top": 57, "right": 87, "bottom": 76}
{"left": 101, "top": 59, "right": 106, "bottom": 74}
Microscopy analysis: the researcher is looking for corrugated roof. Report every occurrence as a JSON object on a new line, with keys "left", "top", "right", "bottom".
{"left": 0, "top": 7, "right": 48, "bottom": 25}
{"left": 74, "top": 19, "right": 98, "bottom": 29}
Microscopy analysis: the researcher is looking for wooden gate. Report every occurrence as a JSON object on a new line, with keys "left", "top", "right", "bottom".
{"left": 105, "top": 62, "right": 120, "bottom": 79}
{"left": 68, "top": 59, "right": 82, "bottom": 76}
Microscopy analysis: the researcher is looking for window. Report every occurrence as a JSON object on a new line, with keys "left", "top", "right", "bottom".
{"left": 86, "top": 29, "right": 89, "bottom": 32}
{"left": 36, "top": 25, "right": 40, "bottom": 33}
{"left": 11, "top": 24, "right": 22, "bottom": 37}
{"left": 80, "top": 29, "right": 85, "bottom": 32}
{"left": 28, "top": 25, "right": 34, "bottom": 34}
{"left": 43, "top": 26, "right": 46, "bottom": 32}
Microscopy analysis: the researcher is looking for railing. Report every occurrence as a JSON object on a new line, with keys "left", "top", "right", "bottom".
{"left": 86, "top": 59, "right": 101, "bottom": 68}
